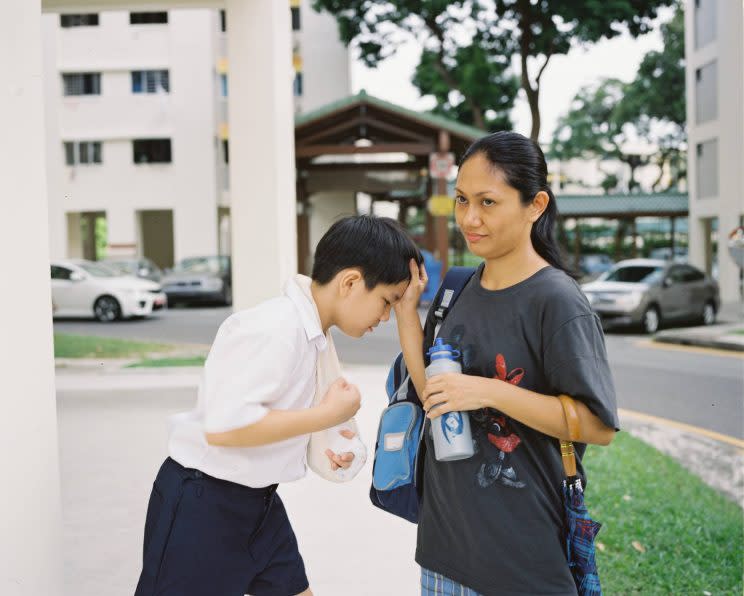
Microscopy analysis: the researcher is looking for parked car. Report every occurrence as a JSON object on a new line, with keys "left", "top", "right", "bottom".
{"left": 577, "top": 254, "right": 614, "bottom": 280}
{"left": 103, "top": 257, "right": 163, "bottom": 283}
{"left": 161, "top": 256, "right": 232, "bottom": 306}
{"left": 51, "top": 259, "right": 167, "bottom": 322}
{"left": 581, "top": 259, "right": 720, "bottom": 334}
{"left": 649, "top": 246, "right": 688, "bottom": 262}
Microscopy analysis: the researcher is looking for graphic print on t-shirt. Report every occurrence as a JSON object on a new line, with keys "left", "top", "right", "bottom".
{"left": 472, "top": 353, "right": 526, "bottom": 489}
{"left": 447, "top": 324, "right": 526, "bottom": 490}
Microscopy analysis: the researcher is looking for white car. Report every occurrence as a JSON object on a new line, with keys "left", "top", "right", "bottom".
{"left": 51, "top": 259, "right": 167, "bottom": 322}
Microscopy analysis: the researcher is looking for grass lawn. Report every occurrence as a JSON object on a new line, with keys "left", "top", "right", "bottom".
{"left": 54, "top": 333, "right": 175, "bottom": 359}
{"left": 585, "top": 432, "right": 743, "bottom": 594}
{"left": 126, "top": 356, "right": 206, "bottom": 368}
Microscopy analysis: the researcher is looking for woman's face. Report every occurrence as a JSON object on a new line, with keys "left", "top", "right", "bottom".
{"left": 454, "top": 153, "right": 534, "bottom": 260}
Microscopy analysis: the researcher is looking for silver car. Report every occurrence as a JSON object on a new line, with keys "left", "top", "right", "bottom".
{"left": 161, "top": 256, "right": 232, "bottom": 306}
{"left": 581, "top": 259, "right": 720, "bottom": 334}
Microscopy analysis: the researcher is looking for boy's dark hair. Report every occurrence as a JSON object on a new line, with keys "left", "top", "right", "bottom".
{"left": 312, "top": 215, "right": 423, "bottom": 289}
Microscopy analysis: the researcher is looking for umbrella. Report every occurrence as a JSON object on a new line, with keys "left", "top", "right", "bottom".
{"left": 563, "top": 477, "right": 603, "bottom": 596}
{"left": 559, "top": 395, "right": 603, "bottom": 596}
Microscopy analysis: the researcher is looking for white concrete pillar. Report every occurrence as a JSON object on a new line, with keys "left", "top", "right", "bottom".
{"left": 309, "top": 191, "right": 357, "bottom": 255}
{"left": 0, "top": 1, "right": 62, "bottom": 594}
{"left": 227, "top": 0, "right": 297, "bottom": 309}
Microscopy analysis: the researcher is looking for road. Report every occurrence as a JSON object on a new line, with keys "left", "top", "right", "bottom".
{"left": 55, "top": 305, "right": 744, "bottom": 440}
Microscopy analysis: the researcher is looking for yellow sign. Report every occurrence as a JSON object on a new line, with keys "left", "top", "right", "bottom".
{"left": 292, "top": 53, "right": 303, "bottom": 72}
{"left": 216, "top": 57, "right": 229, "bottom": 74}
{"left": 428, "top": 194, "right": 454, "bottom": 217}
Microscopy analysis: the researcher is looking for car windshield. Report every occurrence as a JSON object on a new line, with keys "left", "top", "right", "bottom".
{"left": 173, "top": 256, "right": 228, "bottom": 274}
{"left": 601, "top": 265, "right": 664, "bottom": 284}
{"left": 76, "top": 262, "right": 122, "bottom": 278}
{"left": 106, "top": 261, "right": 138, "bottom": 274}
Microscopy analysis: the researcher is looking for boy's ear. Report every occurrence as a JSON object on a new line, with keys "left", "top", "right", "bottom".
{"left": 337, "top": 268, "right": 363, "bottom": 297}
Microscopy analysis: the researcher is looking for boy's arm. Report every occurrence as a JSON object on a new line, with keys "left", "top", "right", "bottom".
{"left": 205, "top": 378, "right": 361, "bottom": 448}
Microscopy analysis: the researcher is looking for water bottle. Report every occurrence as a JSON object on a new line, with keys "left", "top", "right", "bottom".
{"left": 425, "top": 338, "right": 474, "bottom": 462}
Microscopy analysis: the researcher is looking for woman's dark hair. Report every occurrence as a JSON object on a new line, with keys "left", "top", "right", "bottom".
{"left": 312, "top": 215, "right": 423, "bottom": 289}
{"left": 460, "top": 131, "right": 570, "bottom": 274}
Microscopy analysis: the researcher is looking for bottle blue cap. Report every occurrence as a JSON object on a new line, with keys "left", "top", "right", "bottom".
{"left": 427, "top": 337, "right": 461, "bottom": 360}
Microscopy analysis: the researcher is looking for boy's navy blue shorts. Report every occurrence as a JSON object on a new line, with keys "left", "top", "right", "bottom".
{"left": 134, "top": 457, "right": 309, "bottom": 596}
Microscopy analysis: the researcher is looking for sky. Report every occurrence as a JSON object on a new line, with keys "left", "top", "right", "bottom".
{"left": 349, "top": 10, "right": 673, "bottom": 145}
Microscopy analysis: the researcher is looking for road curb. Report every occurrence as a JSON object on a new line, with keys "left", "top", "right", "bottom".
{"left": 653, "top": 334, "right": 744, "bottom": 352}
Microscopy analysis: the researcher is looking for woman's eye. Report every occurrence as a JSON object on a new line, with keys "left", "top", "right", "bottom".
{"left": 455, "top": 195, "right": 467, "bottom": 205}
{"left": 482, "top": 199, "right": 495, "bottom": 207}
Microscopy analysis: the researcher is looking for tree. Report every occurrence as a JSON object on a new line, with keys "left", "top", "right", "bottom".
{"left": 621, "top": 4, "right": 686, "bottom": 190}
{"left": 550, "top": 78, "right": 652, "bottom": 192}
{"left": 551, "top": 5, "right": 686, "bottom": 192}
{"left": 312, "top": 0, "right": 674, "bottom": 139}
{"left": 412, "top": 36, "right": 518, "bottom": 130}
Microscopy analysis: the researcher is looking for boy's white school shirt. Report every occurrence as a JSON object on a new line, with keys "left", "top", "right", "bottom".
{"left": 168, "top": 276, "right": 332, "bottom": 488}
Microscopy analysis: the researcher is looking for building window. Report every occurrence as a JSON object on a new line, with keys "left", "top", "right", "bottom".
{"left": 220, "top": 74, "right": 228, "bottom": 97}
{"left": 694, "top": 0, "right": 716, "bottom": 49}
{"left": 64, "top": 141, "right": 102, "bottom": 165}
{"left": 291, "top": 7, "right": 301, "bottom": 31}
{"left": 696, "top": 139, "right": 718, "bottom": 199}
{"left": 132, "top": 70, "right": 170, "bottom": 94}
{"left": 220, "top": 10, "right": 227, "bottom": 32}
{"left": 63, "top": 73, "right": 101, "bottom": 96}
{"left": 130, "top": 12, "right": 168, "bottom": 25}
{"left": 133, "top": 139, "right": 172, "bottom": 164}
{"left": 695, "top": 61, "right": 717, "bottom": 124}
{"left": 60, "top": 14, "right": 99, "bottom": 27}
{"left": 222, "top": 140, "right": 229, "bottom": 164}
{"left": 293, "top": 72, "right": 303, "bottom": 97}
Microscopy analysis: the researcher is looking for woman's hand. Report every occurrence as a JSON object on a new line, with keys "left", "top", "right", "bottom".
{"left": 395, "top": 259, "right": 427, "bottom": 316}
{"left": 422, "top": 373, "right": 494, "bottom": 418}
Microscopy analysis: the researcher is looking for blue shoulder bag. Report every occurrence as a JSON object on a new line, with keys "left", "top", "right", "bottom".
{"left": 369, "top": 266, "right": 475, "bottom": 523}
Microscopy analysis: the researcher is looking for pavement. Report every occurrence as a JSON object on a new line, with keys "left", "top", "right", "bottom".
{"left": 55, "top": 357, "right": 743, "bottom": 596}
{"left": 654, "top": 301, "right": 744, "bottom": 351}
{"left": 56, "top": 365, "right": 419, "bottom": 596}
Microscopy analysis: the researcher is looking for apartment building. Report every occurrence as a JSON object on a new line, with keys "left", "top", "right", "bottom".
{"left": 43, "top": 1, "right": 350, "bottom": 268}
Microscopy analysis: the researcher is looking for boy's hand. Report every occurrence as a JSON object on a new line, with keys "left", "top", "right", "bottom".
{"left": 395, "top": 258, "right": 428, "bottom": 315}
{"left": 318, "top": 378, "right": 361, "bottom": 427}
{"left": 325, "top": 429, "right": 356, "bottom": 471}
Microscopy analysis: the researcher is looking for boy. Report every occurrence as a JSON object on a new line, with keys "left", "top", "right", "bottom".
{"left": 135, "top": 215, "right": 422, "bottom": 596}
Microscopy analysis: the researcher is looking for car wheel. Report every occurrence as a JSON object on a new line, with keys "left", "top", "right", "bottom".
{"left": 94, "top": 296, "right": 121, "bottom": 322}
{"left": 702, "top": 301, "right": 717, "bottom": 326}
{"left": 642, "top": 305, "right": 660, "bottom": 334}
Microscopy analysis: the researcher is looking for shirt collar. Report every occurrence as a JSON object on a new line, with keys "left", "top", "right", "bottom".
{"left": 284, "top": 275, "right": 328, "bottom": 351}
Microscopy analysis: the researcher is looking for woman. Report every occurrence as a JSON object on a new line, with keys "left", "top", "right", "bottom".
{"left": 395, "top": 131, "right": 619, "bottom": 595}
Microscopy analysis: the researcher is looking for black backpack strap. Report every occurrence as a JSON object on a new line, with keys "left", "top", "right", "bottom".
{"left": 422, "top": 266, "right": 476, "bottom": 350}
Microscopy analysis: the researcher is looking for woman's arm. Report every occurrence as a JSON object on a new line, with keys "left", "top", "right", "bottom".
{"left": 422, "top": 374, "right": 616, "bottom": 446}
{"left": 394, "top": 259, "right": 429, "bottom": 398}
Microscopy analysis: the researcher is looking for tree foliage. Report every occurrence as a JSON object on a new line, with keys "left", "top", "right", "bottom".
{"left": 312, "top": 0, "right": 674, "bottom": 139}
{"left": 551, "top": 4, "right": 686, "bottom": 192}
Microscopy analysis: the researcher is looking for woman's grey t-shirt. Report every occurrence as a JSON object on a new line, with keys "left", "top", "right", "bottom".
{"left": 416, "top": 265, "right": 619, "bottom": 596}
